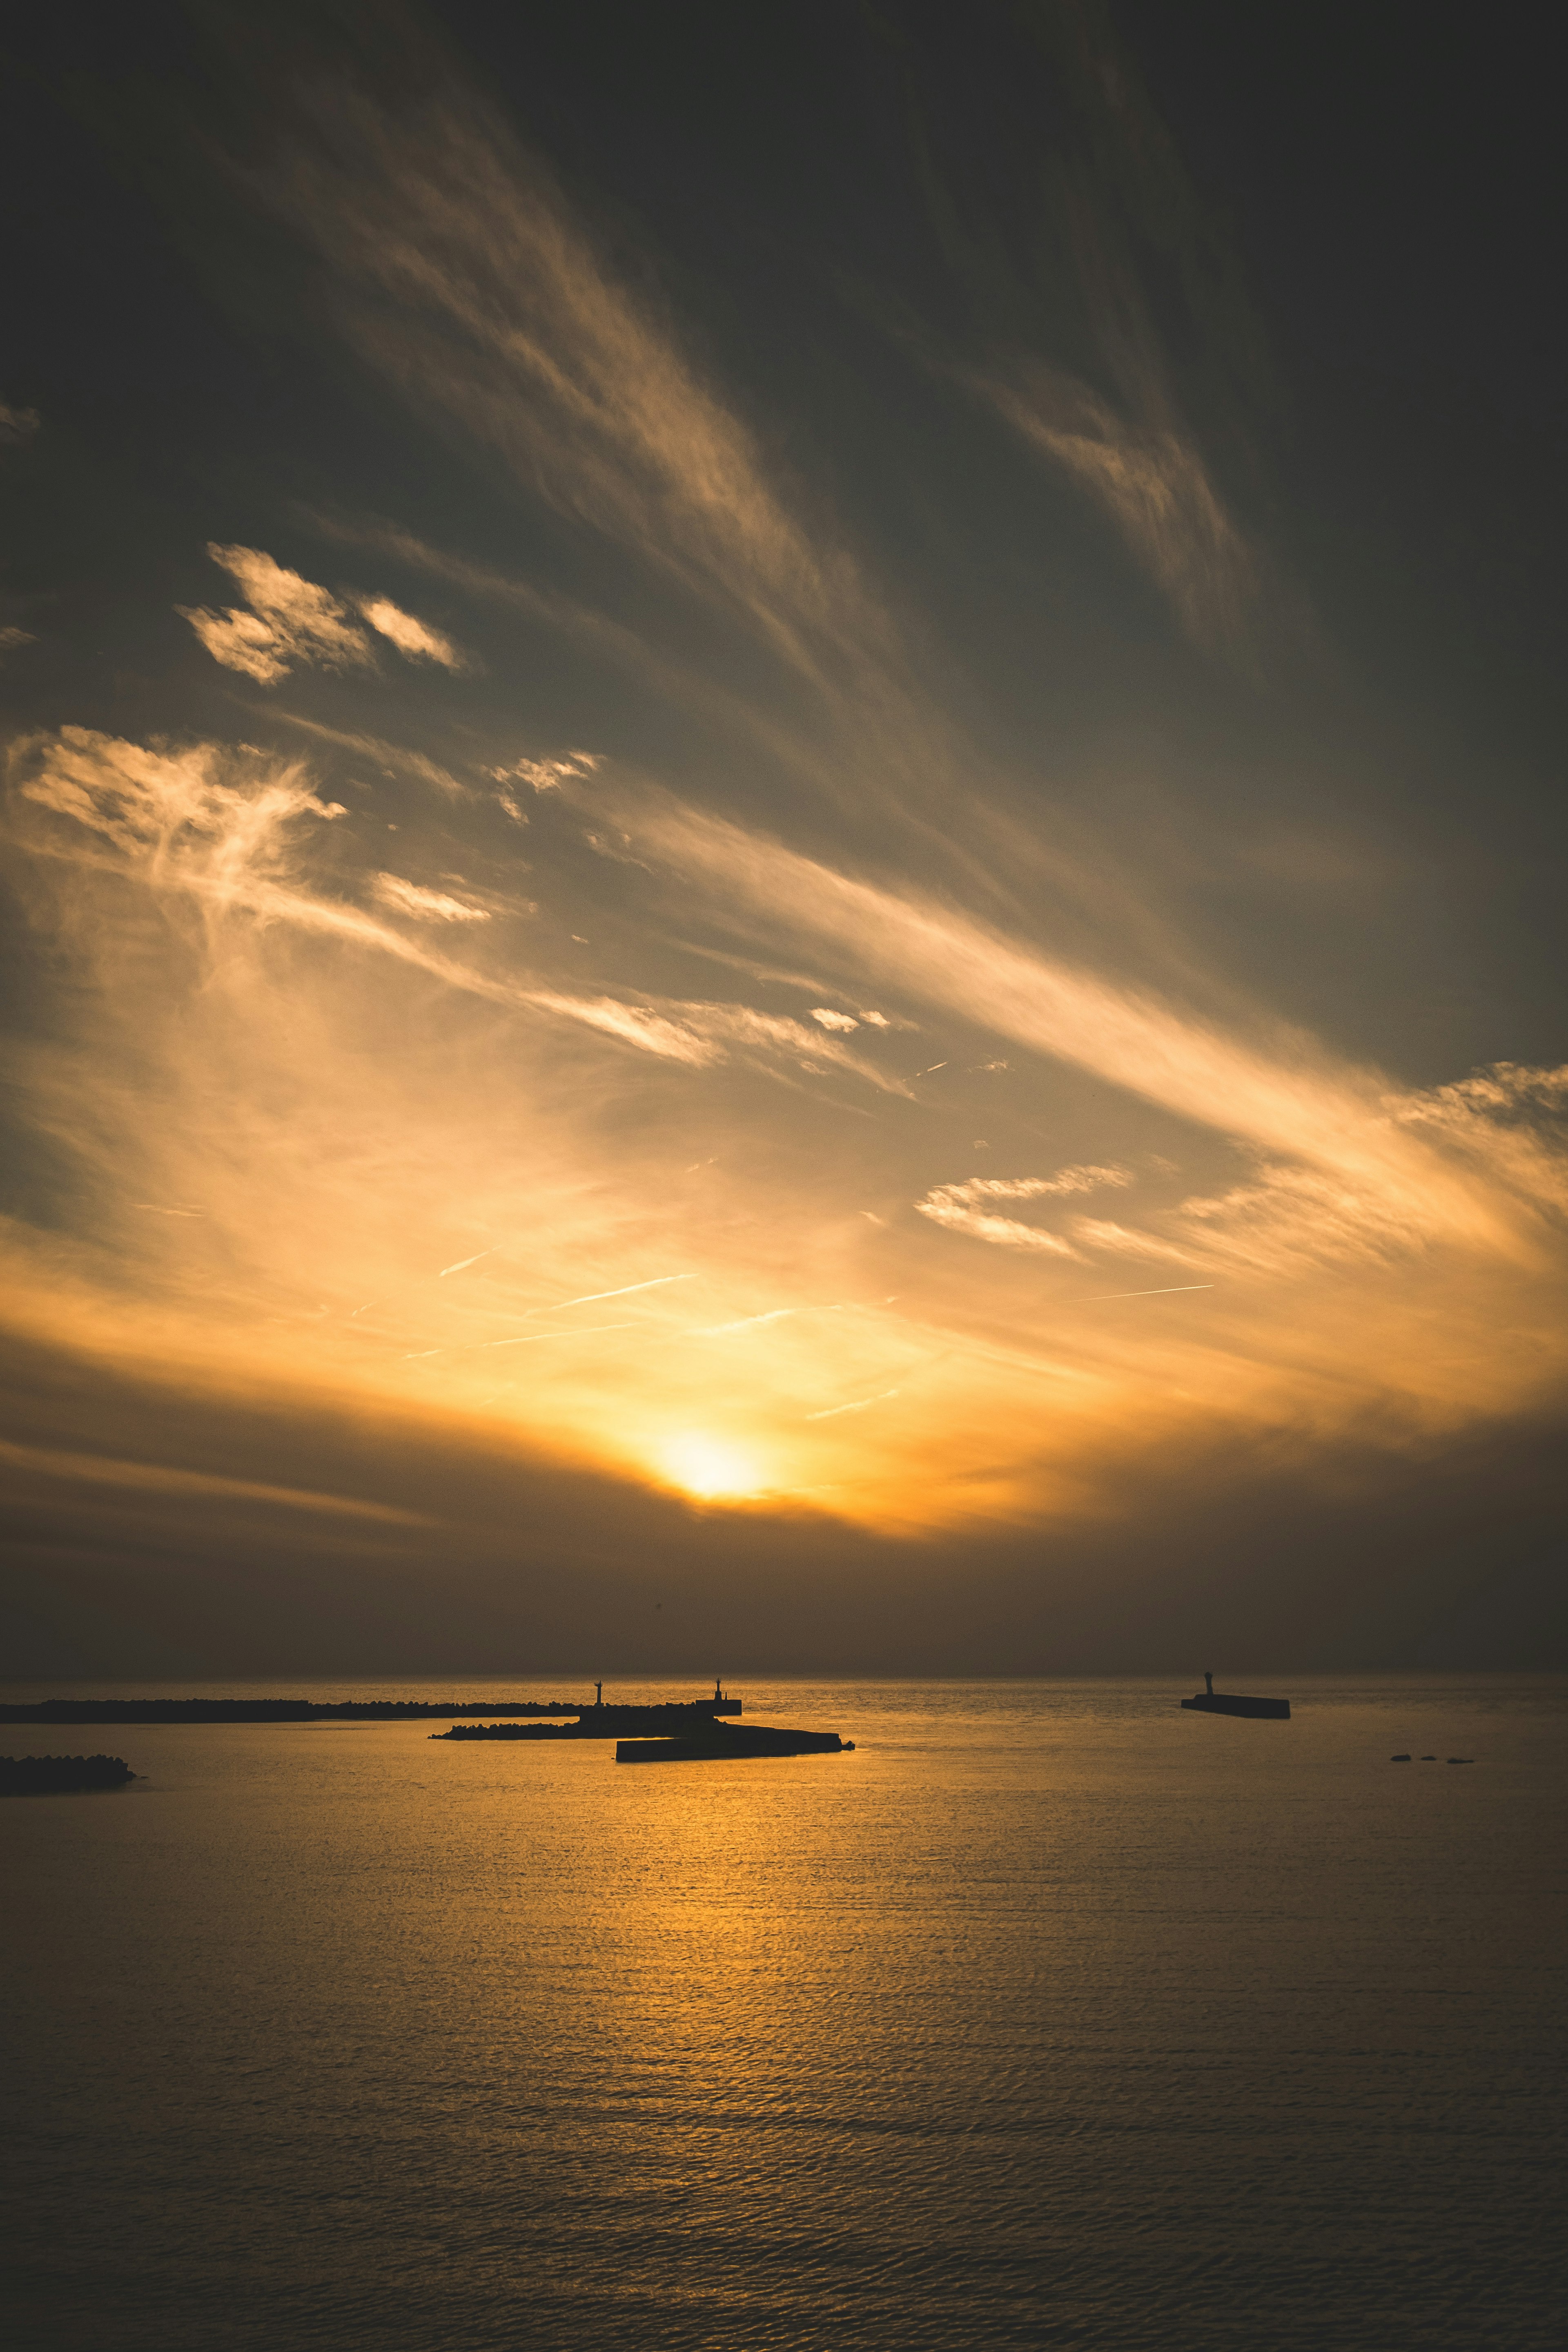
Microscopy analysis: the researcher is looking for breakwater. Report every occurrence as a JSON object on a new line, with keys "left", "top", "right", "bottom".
{"left": 0, "top": 1699, "right": 595, "bottom": 1725}
{"left": 617, "top": 1725, "right": 848, "bottom": 1762}
{"left": 1, "top": 1754, "right": 137, "bottom": 1794}
{"left": 436, "top": 1701, "right": 746, "bottom": 1742}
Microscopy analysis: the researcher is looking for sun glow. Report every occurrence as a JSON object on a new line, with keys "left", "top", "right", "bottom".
{"left": 660, "top": 1433, "right": 765, "bottom": 1499}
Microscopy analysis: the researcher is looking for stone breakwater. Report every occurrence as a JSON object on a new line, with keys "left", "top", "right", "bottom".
{"left": 0, "top": 1699, "right": 591, "bottom": 1724}
{"left": 1, "top": 1754, "right": 137, "bottom": 1795}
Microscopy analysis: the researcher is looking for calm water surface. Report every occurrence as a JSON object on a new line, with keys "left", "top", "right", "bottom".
{"left": 4, "top": 1675, "right": 1565, "bottom": 2350}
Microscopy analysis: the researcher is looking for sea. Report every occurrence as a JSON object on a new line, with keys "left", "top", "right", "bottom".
{"left": 3, "top": 1675, "right": 1564, "bottom": 2351}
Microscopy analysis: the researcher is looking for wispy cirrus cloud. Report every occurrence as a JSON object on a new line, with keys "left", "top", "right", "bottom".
{"left": 913, "top": 1122, "right": 1567, "bottom": 1294}
{"left": 917, "top": 1167, "right": 1133, "bottom": 1257}
{"left": 959, "top": 356, "right": 1261, "bottom": 660}
{"left": 490, "top": 751, "right": 599, "bottom": 793}
{"left": 918, "top": 1183, "right": 1081, "bottom": 1258}
{"left": 372, "top": 873, "right": 490, "bottom": 923}
{"left": 9, "top": 727, "right": 905, "bottom": 1097}
{"left": 7, "top": 713, "right": 1568, "bottom": 1537}
{"left": 259, "top": 705, "right": 468, "bottom": 797}
{"left": 1068, "top": 1218, "right": 1198, "bottom": 1266}
{"left": 3, "top": 22, "right": 1561, "bottom": 1574}
{"left": 621, "top": 795, "right": 1526, "bottom": 1258}
{"left": 298, "top": 506, "right": 898, "bottom": 820}
{"left": 261, "top": 94, "right": 860, "bottom": 682}
{"left": 0, "top": 1434, "right": 435, "bottom": 1525}
{"left": 256, "top": 82, "right": 989, "bottom": 848}
{"left": 877, "top": 4, "right": 1292, "bottom": 668}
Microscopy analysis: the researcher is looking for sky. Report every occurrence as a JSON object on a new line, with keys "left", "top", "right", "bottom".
{"left": 2, "top": 1, "right": 1565, "bottom": 1677}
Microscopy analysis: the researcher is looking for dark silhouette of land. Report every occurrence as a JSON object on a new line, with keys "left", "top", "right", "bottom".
{"left": 1, "top": 1754, "right": 137, "bottom": 1794}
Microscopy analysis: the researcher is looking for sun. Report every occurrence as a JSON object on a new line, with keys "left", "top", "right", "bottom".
{"left": 659, "top": 1433, "right": 763, "bottom": 1499}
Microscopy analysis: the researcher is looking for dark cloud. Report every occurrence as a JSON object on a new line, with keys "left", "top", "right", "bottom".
{"left": 4, "top": 1327, "right": 1563, "bottom": 1677}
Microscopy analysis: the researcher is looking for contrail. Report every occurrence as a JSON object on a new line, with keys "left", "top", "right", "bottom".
{"left": 693, "top": 1308, "right": 794, "bottom": 1335}
{"left": 532, "top": 1274, "right": 694, "bottom": 1313}
{"left": 482, "top": 1321, "right": 639, "bottom": 1348}
{"left": 439, "top": 1249, "right": 494, "bottom": 1276}
{"left": 806, "top": 1390, "right": 900, "bottom": 1420}
{"left": 1066, "top": 1283, "right": 1214, "bottom": 1304}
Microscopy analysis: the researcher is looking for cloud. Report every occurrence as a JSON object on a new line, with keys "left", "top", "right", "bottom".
{"left": 870, "top": 3, "right": 1295, "bottom": 670}
{"left": 521, "top": 993, "right": 909, "bottom": 1090}
{"left": 521, "top": 991, "right": 724, "bottom": 1067}
{"left": 180, "top": 603, "right": 292, "bottom": 684}
{"left": 915, "top": 1169, "right": 1131, "bottom": 1256}
{"left": 299, "top": 506, "right": 909, "bottom": 816}
{"left": 492, "top": 752, "right": 599, "bottom": 792}
{"left": 582, "top": 829, "right": 650, "bottom": 870}
{"left": 9, "top": 729, "right": 911, "bottom": 1101}
{"left": 357, "top": 596, "right": 465, "bottom": 668}
{"left": 0, "top": 401, "right": 40, "bottom": 442}
{"left": 372, "top": 873, "right": 490, "bottom": 923}
{"left": 0, "top": 1435, "right": 433, "bottom": 1524}
{"left": 1069, "top": 1219, "right": 1198, "bottom": 1265}
{"left": 626, "top": 797, "right": 1526, "bottom": 1261}
{"left": 918, "top": 1135, "right": 1553, "bottom": 1294}
{"left": 7, "top": 713, "right": 1568, "bottom": 1549}
{"left": 2, "top": 29, "right": 1563, "bottom": 1575}
{"left": 0, "top": 626, "right": 37, "bottom": 658}
{"left": 178, "top": 545, "right": 465, "bottom": 684}
{"left": 1170, "top": 1159, "right": 1474, "bottom": 1281}
{"left": 16, "top": 724, "right": 341, "bottom": 871}
{"left": 180, "top": 543, "right": 374, "bottom": 681}
{"left": 256, "top": 83, "right": 925, "bottom": 739}
{"left": 1390, "top": 1062, "right": 1568, "bottom": 1213}
{"left": 262, "top": 706, "right": 468, "bottom": 797}
{"left": 961, "top": 358, "right": 1260, "bottom": 659}
{"left": 18, "top": 726, "right": 1561, "bottom": 1500}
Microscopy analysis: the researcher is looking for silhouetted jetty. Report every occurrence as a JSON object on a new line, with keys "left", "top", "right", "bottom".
{"left": 1180, "top": 1672, "right": 1291, "bottom": 1721}
{"left": 431, "top": 1683, "right": 853, "bottom": 1762}
{"left": 617, "top": 1724, "right": 849, "bottom": 1763}
{"left": 1, "top": 1754, "right": 136, "bottom": 1795}
{"left": 433, "top": 1682, "right": 746, "bottom": 1741}
{"left": 0, "top": 1689, "right": 726, "bottom": 1726}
